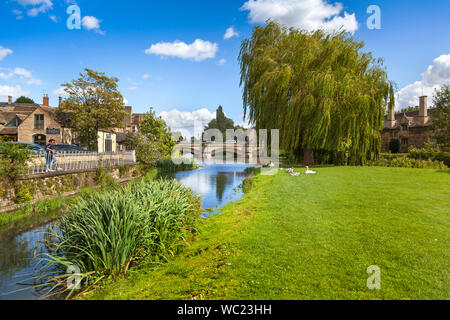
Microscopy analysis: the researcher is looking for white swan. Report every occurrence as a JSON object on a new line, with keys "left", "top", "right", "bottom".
{"left": 305, "top": 166, "right": 317, "bottom": 175}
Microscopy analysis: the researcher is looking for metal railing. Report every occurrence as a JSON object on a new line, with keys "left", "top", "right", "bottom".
{"left": 27, "top": 150, "right": 136, "bottom": 175}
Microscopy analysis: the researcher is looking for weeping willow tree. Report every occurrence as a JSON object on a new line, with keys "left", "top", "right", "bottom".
{"left": 239, "top": 21, "right": 394, "bottom": 165}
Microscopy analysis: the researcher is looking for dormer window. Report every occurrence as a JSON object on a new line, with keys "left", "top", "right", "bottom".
{"left": 401, "top": 124, "right": 408, "bottom": 131}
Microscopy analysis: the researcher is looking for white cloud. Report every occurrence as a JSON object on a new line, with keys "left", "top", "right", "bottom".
{"left": 224, "top": 26, "right": 239, "bottom": 39}
{"left": 142, "top": 74, "right": 151, "bottom": 79}
{"left": 15, "top": 0, "right": 53, "bottom": 17}
{"left": 0, "top": 85, "right": 29, "bottom": 98}
{"left": 217, "top": 58, "right": 227, "bottom": 66}
{"left": 126, "top": 86, "right": 137, "bottom": 91}
{"left": 49, "top": 15, "right": 57, "bottom": 22}
{"left": 0, "top": 46, "right": 13, "bottom": 61}
{"left": 396, "top": 54, "right": 450, "bottom": 110}
{"left": 0, "top": 67, "right": 42, "bottom": 85}
{"left": 145, "top": 39, "right": 218, "bottom": 62}
{"left": 241, "top": 0, "right": 358, "bottom": 34}
{"left": 123, "top": 97, "right": 129, "bottom": 105}
{"left": 159, "top": 108, "right": 216, "bottom": 138}
{"left": 53, "top": 87, "right": 68, "bottom": 97}
{"left": 82, "top": 16, "right": 105, "bottom": 34}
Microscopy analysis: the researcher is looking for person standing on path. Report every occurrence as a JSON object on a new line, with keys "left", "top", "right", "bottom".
{"left": 45, "top": 139, "right": 57, "bottom": 172}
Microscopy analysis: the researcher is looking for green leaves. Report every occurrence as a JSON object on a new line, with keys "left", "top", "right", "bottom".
{"left": 57, "top": 69, "right": 128, "bottom": 151}
{"left": 239, "top": 22, "right": 393, "bottom": 165}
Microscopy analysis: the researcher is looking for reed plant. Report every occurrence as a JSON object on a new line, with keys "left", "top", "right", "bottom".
{"left": 37, "top": 179, "right": 201, "bottom": 298}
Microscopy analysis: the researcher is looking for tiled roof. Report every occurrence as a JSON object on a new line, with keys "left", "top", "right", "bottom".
{"left": 0, "top": 127, "right": 18, "bottom": 135}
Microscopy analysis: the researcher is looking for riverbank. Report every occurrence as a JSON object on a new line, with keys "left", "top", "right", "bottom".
{"left": 83, "top": 166, "right": 449, "bottom": 300}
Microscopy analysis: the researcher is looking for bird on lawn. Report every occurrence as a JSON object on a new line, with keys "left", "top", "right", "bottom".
{"left": 305, "top": 166, "right": 317, "bottom": 175}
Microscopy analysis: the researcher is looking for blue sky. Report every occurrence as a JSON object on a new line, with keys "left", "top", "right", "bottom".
{"left": 1, "top": 0, "right": 449, "bottom": 136}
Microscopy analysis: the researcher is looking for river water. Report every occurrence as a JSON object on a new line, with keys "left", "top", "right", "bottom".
{"left": 0, "top": 162, "right": 255, "bottom": 300}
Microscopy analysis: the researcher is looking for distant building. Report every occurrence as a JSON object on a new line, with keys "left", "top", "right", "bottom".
{"left": 0, "top": 94, "right": 119, "bottom": 152}
{"left": 0, "top": 94, "right": 74, "bottom": 145}
{"left": 382, "top": 96, "right": 434, "bottom": 153}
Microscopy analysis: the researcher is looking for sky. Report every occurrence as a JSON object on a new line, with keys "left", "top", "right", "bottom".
{"left": 1, "top": 0, "right": 449, "bottom": 138}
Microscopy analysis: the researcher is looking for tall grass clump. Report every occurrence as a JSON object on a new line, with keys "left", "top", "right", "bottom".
{"left": 157, "top": 157, "right": 199, "bottom": 172}
{"left": 37, "top": 179, "right": 201, "bottom": 298}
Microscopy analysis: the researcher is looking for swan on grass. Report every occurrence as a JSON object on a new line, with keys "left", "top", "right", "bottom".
{"left": 305, "top": 166, "right": 317, "bottom": 175}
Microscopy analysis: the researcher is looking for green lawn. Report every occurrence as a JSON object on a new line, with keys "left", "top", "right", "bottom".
{"left": 84, "top": 167, "right": 450, "bottom": 300}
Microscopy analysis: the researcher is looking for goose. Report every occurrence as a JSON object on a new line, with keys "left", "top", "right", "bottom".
{"left": 305, "top": 166, "right": 317, "bottom": 175}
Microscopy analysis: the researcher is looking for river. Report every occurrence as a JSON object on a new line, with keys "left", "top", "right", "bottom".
{"left": 0, "top": 162, "right": 255, "bottom": 300}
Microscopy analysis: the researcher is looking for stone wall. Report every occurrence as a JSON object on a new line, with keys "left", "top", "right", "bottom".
{"left": 0, "top": 164, "right": 142, "bottom": 212}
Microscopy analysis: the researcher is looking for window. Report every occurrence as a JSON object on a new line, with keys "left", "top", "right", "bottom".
{"left": 401, "top": 124, "right": 408, "bottom": 131}
{"left": 34, "top": 114, "right": 44, "bottom": 130}
{"left": 402, "top": 138, "right": 408, "bottom": 146}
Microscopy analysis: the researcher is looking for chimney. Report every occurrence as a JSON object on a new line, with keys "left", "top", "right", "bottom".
{"left": 8, "top": 96, "right": 12, "bottom": 104}
{"left": 58, "top": 96, "right": 62, "bottom": 107}
{"left": 419, "top": 96, "right": 428, "bottom": 118}
{"left": 43, "top": 94, "right": 49, "bottom": 106}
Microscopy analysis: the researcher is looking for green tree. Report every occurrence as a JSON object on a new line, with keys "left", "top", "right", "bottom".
{"left": 431, "top": 84, "right": 450, "bottom": 149}
{"left": 14, "top": 96, "right": 35, "bottom": 104}
{"left": 239, "top": 21, "right": 392, "bottom": 165}
{"left": 57, "top": 69, "right": 128, "bottom": 151}
{"left": 204, "top": 106, "right": 236, "bottom": 141}
{"left": 133, "top": 108, "right": 175, "bottom": 163}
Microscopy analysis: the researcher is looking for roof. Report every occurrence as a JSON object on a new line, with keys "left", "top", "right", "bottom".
{"left": 0, "top": 127, "right": 18, "bottom": 135}
{"left": 383, "top": 109, "right": 433, "bottom": 129}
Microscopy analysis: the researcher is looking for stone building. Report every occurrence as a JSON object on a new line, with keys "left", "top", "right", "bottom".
{"left": 0, "top": 94, "right": 120, "bottom": 152}
{"left": 0, "top": 95, "right": 73, "bottom": 145}
{"left": 381, "top": 96, "right": 434, "bottom": 153}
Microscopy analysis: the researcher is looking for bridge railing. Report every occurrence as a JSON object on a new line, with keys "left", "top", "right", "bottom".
{"left": 26, "top": 150, "right": 136, "bottom": 175}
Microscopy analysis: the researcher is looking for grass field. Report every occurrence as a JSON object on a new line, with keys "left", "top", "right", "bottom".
{"left": 84, "top": 166, "right": 450, "bottom": 300}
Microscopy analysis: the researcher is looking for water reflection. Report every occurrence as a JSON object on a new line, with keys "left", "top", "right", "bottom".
{"left": 159, "top": 162, "right": 255, "bottom": 216}
{"left": 0, "top": 225, "right": 57, "bottom": 300}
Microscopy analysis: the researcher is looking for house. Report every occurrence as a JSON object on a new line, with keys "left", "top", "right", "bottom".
{"left": 0, "top": 95, "right": 73, "bottom": 145}
{"left": 116, "top": 106, "right": 145, "bottom": 151}
{"left": 381, "top": 96, "right": 434, "bottom": 153}
{"left": 0, "top": 94, "right": 118, "bottom": 152}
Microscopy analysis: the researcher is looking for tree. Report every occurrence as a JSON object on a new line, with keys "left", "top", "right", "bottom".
{"left": 57, "top": 69, "right": 128, "bottom": 151}
{"left": 431, "top": 84, "right": 450, "bottom": 149}
{"left": 14, "top": 96, "right": 35, "bottom": 104}
{"left": 133, "top": 108, "right": 175, "bottom": 163}
{"left": 239, "top": 21, "right": 392, "bottom": 165}
{"left": 0, "top": 139, "right": 31, "bottom": 188}
{"left": 204, "top": 106, "right": 236, "bottom": 141}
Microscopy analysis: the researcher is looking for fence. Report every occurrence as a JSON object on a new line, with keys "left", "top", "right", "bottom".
{"left": 27, "top": 150, "right": 136, "bottom": 175}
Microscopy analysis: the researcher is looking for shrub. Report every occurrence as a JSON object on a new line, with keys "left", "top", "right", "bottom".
{"left": 389, "top": 139, "right": 400, "bottom": 154}
{"left": 0, "top": 141, "right": 32, "bottom": 187}
{"left": 13, "top": 183, "right": 33, "bottom": 204}
{"left": 156, "top": 157, "right": 198, "bottom": 172}
{"left": 38, "top": 179, "right": 201, "bottom": 298}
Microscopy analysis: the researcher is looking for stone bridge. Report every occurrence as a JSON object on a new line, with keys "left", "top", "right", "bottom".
{"left": 176, "top": 142, "right": 261, "bottom": 163}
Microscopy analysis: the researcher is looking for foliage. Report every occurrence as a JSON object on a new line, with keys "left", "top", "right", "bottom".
{"left": 389, "top": 139, "right": 400, "bottom": 154}
{"left": 204, "top": 106, "right": 237, "bottom": 141}
{"left": 408, "top": 141, "right": 441, "bottom": 160}
{"left": 57, "top": 69, "right": 128, "bottom": 151}
{"left": 239, "top": 21, "right": 392, "bottom": 165}
{"left": 430, "top": 84, "right": 450, "bottom": 149}
{"left": 367, "top": 157, "right": 447, "bottom": 170}
{"left": 14, "top": 96, "right": 35, "bottom": 104}
{"left": 156, "top": 157, "right": 198, "bottom": 172}
{"left": 39, "top": 179, "right": 201, "bottom": 298}
{"left": 12, "top": 183, "right": 33, "bottom": 204}
{"left": 0, "top": 140, "right": 32, "bottom": 187}
{"left": 130, "top": 109, "right": 175, "bottom": 165}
